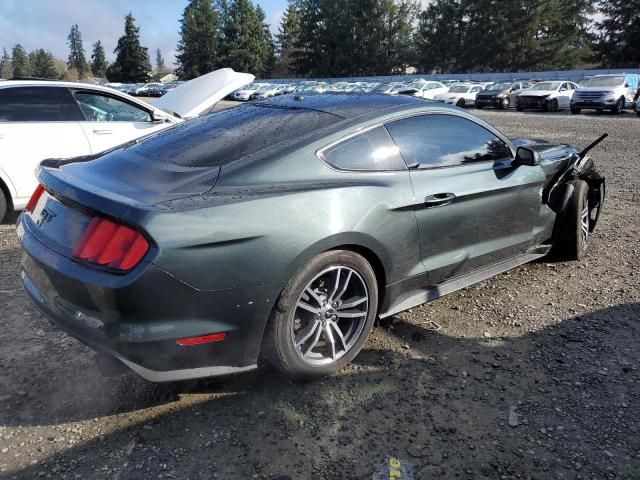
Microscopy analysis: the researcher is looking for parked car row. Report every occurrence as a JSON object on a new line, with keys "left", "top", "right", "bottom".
{"left": 107, "top": 82, "right": 183, "bottom": 97}
{"left": 229, "top": 74, "right": 640, "bottom": 116}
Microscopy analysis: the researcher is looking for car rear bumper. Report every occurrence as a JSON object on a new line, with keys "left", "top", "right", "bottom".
{"left": 19, "top": 221, "right": 284, "bottom": 382}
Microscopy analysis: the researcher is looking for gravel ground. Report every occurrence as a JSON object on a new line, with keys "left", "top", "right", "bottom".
{"left": 0, "top": 108, "right": 639, "bottom": 480}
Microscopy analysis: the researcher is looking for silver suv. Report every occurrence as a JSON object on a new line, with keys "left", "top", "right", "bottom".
{"left": 571, "top": 74, "right": 639, "bottom": 114}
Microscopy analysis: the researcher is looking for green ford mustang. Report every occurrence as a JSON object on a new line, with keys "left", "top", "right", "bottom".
{"left": 18, "top": 94, "right": 605, "bottom": 382}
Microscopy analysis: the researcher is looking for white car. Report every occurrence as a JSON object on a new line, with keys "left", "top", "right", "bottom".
{"left": 400, "top": 80, "right": 449, "bottom": 100}
{"left": 0, "top": 68, "right": 254, "bottom": 222}
{"left": 252, "top": 84, "right": 288, "bottom": 100}
{"left": 515, "top": 81, "right": 580, "bottom": 112}
{"left": 232, "top": 83, "right": 268, "bottom": 101}
{"left": 433, "top": 84, "right": 483, "bottom": 107}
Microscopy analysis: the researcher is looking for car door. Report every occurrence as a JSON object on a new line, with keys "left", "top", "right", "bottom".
{"left": 0, "top": 86, "right": 91, "bottom": 202}
{"left": 385, "top": 113, "right": 548, "bottom": 285}
{"left": 72, "top": 89, "right": 167, "bottom": 154}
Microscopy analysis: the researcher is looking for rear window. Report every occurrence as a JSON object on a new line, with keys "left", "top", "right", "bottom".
{"left": 127, "top": 105, "right": 338, "bottom": 167}
{"left": 0, "top": 86, "right": 65, "bottom": 122}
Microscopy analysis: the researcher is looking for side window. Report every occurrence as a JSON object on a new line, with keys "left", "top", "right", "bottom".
{"left": 73, "top": 91, "right": 152, "bottom": 122}
{"left": 385, "top": 114, "right": 513, "bottom": 169}
{"left": 319, "top": 125, "right": 406, "bottom": 171}
{"left": 0, "top": 87, "right": 64, "bottom": 122}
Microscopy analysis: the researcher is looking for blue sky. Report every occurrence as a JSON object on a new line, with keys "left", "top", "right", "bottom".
{"left": 0, "top": 0, "right": 289, "bottom": 66}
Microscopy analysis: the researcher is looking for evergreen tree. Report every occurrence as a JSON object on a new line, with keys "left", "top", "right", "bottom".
{"left": 29, "top": 49, "right": 59, "bottom": 79}
{"left": 597, "top": 0, "right": 640, "bottom": 67}
{"left": 67, "top": 24, "right": 89, "bottom": 77}
{"left": 11, "top": 44, "right": 30, "bottom": 77}
{"left": 293, "top": 0, "right": 324, "bottom": 76}
{"left": 221, "top": 0, "right": 274, "bottom": 76}
{"left": 107, "top": 13, "right": 152, "bottom": 82}
{"left": 0, "top": 48, "right": 11, "bottom": 79}
{"left": 155, "top": 48, "right": 166, "bottom": 71}
{"left": 273, "top": 1, "right": 302, "bottom": 77}
{"left": 91, "top": 40, "right": 108, "bottom": 77}
{"left": 176, "top": 0, "right": 219, "bottom": 79}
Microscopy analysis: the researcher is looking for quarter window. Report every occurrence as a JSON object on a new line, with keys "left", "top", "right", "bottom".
{"left": 74, "top": 91, "right": 152, "bottom": 122}
{"left": 385, "top": 114, "right": 512, "bottom": 169}
{"left": 0, "top": 87, "right": 64, "bottom": 122}
{"left": 320, "top": 125, "right": 406, "bottom": 171}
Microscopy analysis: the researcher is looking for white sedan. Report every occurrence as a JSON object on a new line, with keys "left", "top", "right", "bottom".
{"left": 0, "top": 68, "right": 254, "bottom": 222}
{"left": 515, "top": 81, "right": 580, "bottom": 112}
{"left": 433, "top": 84, "right": 484, "bottom": 107}
{"left": 399, "top": 79, "right": 449, "bottom": 100}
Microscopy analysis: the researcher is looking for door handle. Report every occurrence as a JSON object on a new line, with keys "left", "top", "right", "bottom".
{"left": 92, "top": 129, "right": 113, "bottom": 135}
{"left": 424, "top": 193, "right": 456, "bottom": 207}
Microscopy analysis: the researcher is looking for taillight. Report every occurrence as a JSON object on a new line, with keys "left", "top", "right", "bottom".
{"left": 72, "top": 217, "right": 149, "bottom": 271}
{"left": 25, "top": 184, "right": 45, "bottom": 212}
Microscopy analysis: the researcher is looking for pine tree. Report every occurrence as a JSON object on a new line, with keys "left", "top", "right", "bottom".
{"left": 91, "top": 40, "right": 108, "bottom": 77}
{"left": 597, "top": 0, "right": 640, "bottom": 67}
{"left": 29, "top": 49, "right": 59, "bottom": 79}
{"left": 273, "top": 1, "right": 302, "bottom": 77}
{"left": 67, "top": 24, "right": 89, "bottom": 77}
{"left": 221, "top": 0, "right": 274, "bottom": 77}
{"left": 11, "top": 44, "right": 30, "bottom": 77}
{"left": 293, "top": 0, "right": 323, "bottom": 76}
{"left": 107, "top": 13, "right": 152, "bottom": 82}
{"left": 176, "top": 0, "right": 219, "bottom": 79}
{"left": 0, "top": 48, "right": 12, "bottom": 79}
{"left": 155, "top": 49, "right": 166, "bottom": 71}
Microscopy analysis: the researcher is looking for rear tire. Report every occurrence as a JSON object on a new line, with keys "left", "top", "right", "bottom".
{"left": 554, "top": 180, "right": 590, "bottom": 261}
{"left": 263, "top": 250, "right": 378, "bottom": 381}
{"left": 0, "top": 190, "right": 7, "bottom": 224}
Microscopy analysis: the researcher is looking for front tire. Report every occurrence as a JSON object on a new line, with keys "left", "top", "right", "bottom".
{"left": 0, "top": 189, "right": 7, "bottom": 224}
{"left": 263, "top": 250, "right": 378, "bottom": 380}
{"left": 500, "top": 97, "right": 510, "bottom": 109}
{"left": 554, "top": 180, "right": 590, "bottom": 260}
{"left": 570, "top": 106, "right": 581, "bottom": 114}
{"left": 456, "top": 98, "right": 466, "bottom": 108}
{"left": 548, "top": 99, "right": 559, "bottom": 112}
{"left": 611, "top": 98, "right": 624, "bottom": 114}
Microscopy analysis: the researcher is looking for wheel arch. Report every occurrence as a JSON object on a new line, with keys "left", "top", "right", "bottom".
{"left": 0, "top": 176, "right": 14, "bottom": 217}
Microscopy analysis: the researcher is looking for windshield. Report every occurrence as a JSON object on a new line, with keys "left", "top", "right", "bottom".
{"left": 584, "top": 76, "right": 625, "bottom": 87}
{"left": 529, "top": 82, "right": 561, "bottom": 91}
{"left": 388, "top": 84, "right": 406, "bottom": 93}
{"left": 449, "top": 85, "right": 471, "bottom": 93}
{"left": 406, "top": 80, "right": 427, "bottom": 90}
{"left": 486, "top": 82, "right": 512, "bottom": 91}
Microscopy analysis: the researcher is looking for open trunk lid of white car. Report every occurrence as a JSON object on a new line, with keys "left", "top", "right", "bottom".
{"left": 154, "top": 68, "right": 254, "bottom": 119}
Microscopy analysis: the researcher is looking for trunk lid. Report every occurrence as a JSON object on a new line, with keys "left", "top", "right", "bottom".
{"left": 154, "top": 68, "right": 254, "bottom": 119}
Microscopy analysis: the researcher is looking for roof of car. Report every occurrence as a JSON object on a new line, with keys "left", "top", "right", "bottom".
{"left": 0, "top": 79, "right": 120, "bottom": 94}
{"left": 257, "top": 93, "right": 440, "bottom": 119}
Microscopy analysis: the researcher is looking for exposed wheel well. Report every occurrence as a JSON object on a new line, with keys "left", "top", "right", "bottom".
{"left": 327, "top": 244, "right": 387, "bottom": 312}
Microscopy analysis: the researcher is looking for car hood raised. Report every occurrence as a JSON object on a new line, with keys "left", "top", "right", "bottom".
{"left": 154, "top": 68, "right": 254, "bottom": 119}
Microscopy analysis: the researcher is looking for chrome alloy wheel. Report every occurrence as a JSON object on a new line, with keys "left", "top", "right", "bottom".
{"left": 580, "top": 203, "right": 589, "bottom": 250}
{"left": 290, "top": 266, "right": 369, "bottom": 366}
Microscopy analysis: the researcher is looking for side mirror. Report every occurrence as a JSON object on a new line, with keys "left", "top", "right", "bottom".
{"left": 151, "top": 110, "right": 171, "bottom": 123}
{"left": 624, "top": 83, "right": 630, "bottom": 88}
{"left": 513, "top": 146, "right": 541, "bottom": 166}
